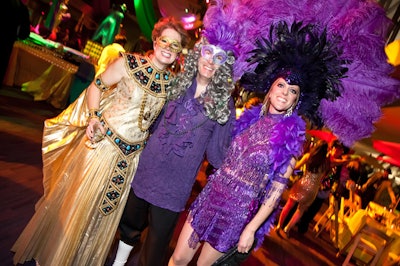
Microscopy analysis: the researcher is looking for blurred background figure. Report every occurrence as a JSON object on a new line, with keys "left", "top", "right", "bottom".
{"left": 92, "top": 3, "right": 126, "bottom": 46}
{"left": 276, "top": 140, "right": 349, "bottom": 237}
{"left": 289, "top": 140, "right": 334, "bottom": 234}
{"left": 1, "top": 0, "right": 30, "bottom": 85}
{"left": 48, "top": 0, "right": 71, "bottom": 41}
{"left": 361, "top": 168, "right": 397, "bottom": 209}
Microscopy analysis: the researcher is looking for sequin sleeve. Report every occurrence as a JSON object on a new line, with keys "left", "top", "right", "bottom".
{"left": 262, "top": 175, "right": 288, "bottom": 209}
{"left": 253, "top": 161, "right": 294, "bottom": 247}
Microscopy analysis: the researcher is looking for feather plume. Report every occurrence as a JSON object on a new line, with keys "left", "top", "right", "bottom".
{"left": 202, "top": 0, "right": 257, "bottom": 81}
{"left": 241, "top": 21, "right": 347, "bottom": 127}
{"left": 238, "top": 0, "right": 400, "bottom": 146}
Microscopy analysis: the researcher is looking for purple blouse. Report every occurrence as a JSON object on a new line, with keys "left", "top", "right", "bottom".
{"left": 131, "top": 79, "right": 235, "bottom": 212}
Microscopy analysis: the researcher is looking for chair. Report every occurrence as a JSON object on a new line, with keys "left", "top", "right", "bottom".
{"left": 342, "top": 194, "right": 362, "bottom": 222}
{"left": 314, "top": 194, "right": 362, "bottom": 248}
{"left": 339, "top": 218, "right": 393, "bottom": 266}
{"left": 314, "top": 194, "right": 336, "bottom": 236}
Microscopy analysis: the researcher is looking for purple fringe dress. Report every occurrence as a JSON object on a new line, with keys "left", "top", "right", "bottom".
{"left": 188, "top": 105, "right": 305, "bottom": 252}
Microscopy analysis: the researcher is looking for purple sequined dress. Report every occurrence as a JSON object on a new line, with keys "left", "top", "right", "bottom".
{"left": 188, "top": 106, "right": 305, "bottom": 252}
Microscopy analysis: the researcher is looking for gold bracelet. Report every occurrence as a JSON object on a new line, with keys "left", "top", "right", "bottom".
{"left": 88, "top": 108, "right": 100, "bottom": 120}
{"left": 94, "top": 75, "right": 109, "bottom": 91}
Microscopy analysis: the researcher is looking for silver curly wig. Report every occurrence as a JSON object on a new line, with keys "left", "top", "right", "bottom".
{"left": 167, "top": 40, "right": 235, "bottom": 124}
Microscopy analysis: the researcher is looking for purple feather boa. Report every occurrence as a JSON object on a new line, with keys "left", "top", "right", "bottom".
{"left": 234, "top": 105, "right": 306, "bottom": 169}
{"left": 235, "top": 104, "right": 306, "bottom": 174}
{"left": 232, "top": 105, "right": 264, "bottom": 137}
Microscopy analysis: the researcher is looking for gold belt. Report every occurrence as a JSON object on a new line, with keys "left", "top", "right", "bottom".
{"left": 98, "top": 124, "right": 146, "bottom": 216}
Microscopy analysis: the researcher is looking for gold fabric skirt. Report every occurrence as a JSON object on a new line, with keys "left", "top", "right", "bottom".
{"left": 12, "top": 91, "right": 142, "bottom": 266}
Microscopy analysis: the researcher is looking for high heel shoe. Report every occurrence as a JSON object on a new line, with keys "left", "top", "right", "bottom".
{"left": 282, "top": 227, "right": 290, "bottom": 239}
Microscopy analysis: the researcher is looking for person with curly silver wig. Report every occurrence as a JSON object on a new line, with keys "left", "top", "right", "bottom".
{"left": 112, "top": 25, "right": 240, "bottom": 266}
{"left": 167, "top": 37, "right": 235, "bottom": 124}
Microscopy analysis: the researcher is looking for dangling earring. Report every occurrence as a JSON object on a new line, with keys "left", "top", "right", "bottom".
{"left": 260, "top": 93, "right": 271, "bottom": 117}
{"left": 261, "top": 103, "right": 267, "bottom": 116}
{"left": 171, "top": 59, "right": 177, "bottom": 72}
{"left": 285, "top": 106, "right": 293, "bottom": 117}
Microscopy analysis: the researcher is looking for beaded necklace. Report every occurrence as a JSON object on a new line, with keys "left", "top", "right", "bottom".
{"left": 138, "top": 93, "right": 165, "bottom": 132}
{"left": 125, "top": 53, "right": 171, "bottom": 132}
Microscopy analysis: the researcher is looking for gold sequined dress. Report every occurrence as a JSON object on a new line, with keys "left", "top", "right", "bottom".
{"left": 289, "top": 171, "right": 324, "bottom": 211}
{"left": 12, "top": 53, "right": 170, "bottom": 265}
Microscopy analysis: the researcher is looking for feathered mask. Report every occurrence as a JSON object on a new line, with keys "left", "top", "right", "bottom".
{"left": 201, "top": 0, "right": 256, "bottom": 81}
{"left": 241, "top": 21, "right": 348, "bottom": 127}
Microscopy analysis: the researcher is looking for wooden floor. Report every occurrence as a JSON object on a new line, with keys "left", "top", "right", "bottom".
{"left": 0, "top": 86, "right": 345, "bottom": 266}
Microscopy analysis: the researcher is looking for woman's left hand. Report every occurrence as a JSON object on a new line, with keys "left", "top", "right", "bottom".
{"left": 237, "top": 227, "right": 255, "bottom": 253}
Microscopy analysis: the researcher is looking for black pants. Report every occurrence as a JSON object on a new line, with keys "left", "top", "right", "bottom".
{"left": 118, "top": 188, "right": 180, "bottom": 266}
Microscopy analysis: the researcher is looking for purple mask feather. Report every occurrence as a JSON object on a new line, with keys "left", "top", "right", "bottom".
{"left": 240, "top": 0, "right": 400, "bottom": 146}
{"left": 202, "top": 0, "right": 257, "bottom": 81}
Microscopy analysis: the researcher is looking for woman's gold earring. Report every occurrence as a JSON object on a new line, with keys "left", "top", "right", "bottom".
{"left": 171, "top": 60, "right": 178, "bottom": 72}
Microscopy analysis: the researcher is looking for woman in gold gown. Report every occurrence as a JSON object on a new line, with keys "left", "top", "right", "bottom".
{"left": 11, "top": 17, "right": 189, "bottom": 266}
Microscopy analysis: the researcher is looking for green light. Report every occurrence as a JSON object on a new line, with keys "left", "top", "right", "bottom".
{"left": 134, "top": 0, "right": 157, "bottom": 41}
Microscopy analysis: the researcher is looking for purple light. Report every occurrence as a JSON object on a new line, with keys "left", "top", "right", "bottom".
{"left": 182, "top": 15, "right": 196, "bottom": 23}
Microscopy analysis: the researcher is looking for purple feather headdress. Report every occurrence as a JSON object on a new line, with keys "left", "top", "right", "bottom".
{"left": 239, "top": 0, "right": 400, "bottom": 147}
{"left": 202, "top": 0, "right": 256, "bottom": 81}
{"left": 241, "top": 21, "right": 347, "bottom": 128}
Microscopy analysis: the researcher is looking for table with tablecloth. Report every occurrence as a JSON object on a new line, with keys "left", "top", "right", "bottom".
{"left": 3, "top": 41, "right": 79, "bottom": 109}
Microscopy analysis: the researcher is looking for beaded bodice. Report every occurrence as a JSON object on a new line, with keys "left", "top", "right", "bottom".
{"left": 102, "top": 53, "right": 171, "bottom": 142}
{"left": 125, "top": 54, "right": 171, "bottom": 95}
{"left": 214, "top": 114, "right": 284, "bottom": 192}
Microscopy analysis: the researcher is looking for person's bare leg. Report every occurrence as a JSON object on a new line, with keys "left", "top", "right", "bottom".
{"left": 197, "top": 242, "right": 224, "bottom": 266}
{"left": 284, "top": 207, "right": 304, "bottom": 234}
{"left": 277, "top": 198, "right": 296, "bottom": 230}
{"left": 168, "top": 220, "right": 200, "bottom": 266}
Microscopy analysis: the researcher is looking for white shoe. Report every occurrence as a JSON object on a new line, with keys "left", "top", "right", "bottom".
{"left": 112, "top": 240, "right": 134, "bottom": 266}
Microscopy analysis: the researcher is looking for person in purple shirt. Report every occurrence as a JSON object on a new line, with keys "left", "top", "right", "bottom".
{"left": 112, "top": 2, "right": 256, "bottom": 264}
{"left": 112, "top": 35, "right": 238, "bottom": 266}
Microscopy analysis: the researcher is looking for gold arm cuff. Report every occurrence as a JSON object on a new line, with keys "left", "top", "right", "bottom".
{"left": 88, "top": 108, "right": 101, "bottom": 120}
{"left": 94, "top": 75, "right": 110, "bottom": 91}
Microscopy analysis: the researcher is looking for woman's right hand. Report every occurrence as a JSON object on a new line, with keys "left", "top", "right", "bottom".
{"left": 237, "top": 227, "right": 255, "bottom": 253}
{"left": 86, "top": 118, "right": 105, "bottom": 142}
